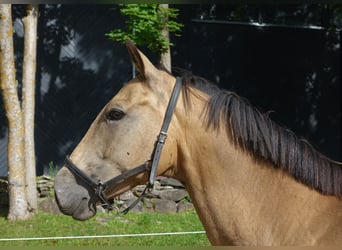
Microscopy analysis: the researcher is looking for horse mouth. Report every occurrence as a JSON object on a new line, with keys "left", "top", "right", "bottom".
{"left": 72, "top": 199, "right": 96, "bottom": 221}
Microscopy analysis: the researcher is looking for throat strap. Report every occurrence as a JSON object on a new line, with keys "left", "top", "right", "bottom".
{"left": 148, "top": 77, "right": 182, "bottom": 187}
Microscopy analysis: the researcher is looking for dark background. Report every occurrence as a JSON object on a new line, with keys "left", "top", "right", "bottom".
{"left": 0, "top": 4, "right": 340, "bottom": 176}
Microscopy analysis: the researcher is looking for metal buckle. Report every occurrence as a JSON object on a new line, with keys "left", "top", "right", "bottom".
{"left": 95, "top": 182, "right": 114, "bottom": 211}
{"left": 157, "top": 131, "right": 167, "bottom": 144}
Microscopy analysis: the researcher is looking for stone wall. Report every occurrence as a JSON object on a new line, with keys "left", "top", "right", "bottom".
{"left": 0, "top": 176, "right": 193, "bottom": 214}
{"left": 114, "top": 177, "right": 194, "bottom": 213}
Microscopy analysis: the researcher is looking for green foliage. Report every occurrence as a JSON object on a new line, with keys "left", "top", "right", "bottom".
{"left": 0, "top": 210, "right": 209, "bottom": 246}
{"left": 106, "top": 4, "right": 183, "bottom": 54}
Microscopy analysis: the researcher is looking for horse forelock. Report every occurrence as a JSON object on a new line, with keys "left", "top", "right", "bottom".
{"left": 176, "top": 71, "right": 342, "bottom": 198}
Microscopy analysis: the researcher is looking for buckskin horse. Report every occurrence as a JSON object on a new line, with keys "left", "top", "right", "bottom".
{"left": 54, "top": 41, "right": 342, "bottom": 245}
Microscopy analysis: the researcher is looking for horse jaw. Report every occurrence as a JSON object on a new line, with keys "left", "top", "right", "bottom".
{"left": 54, "top": 168, "right": 96, "bottom": 221}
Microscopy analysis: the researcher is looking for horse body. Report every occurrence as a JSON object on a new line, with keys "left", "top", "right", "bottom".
{"left": 169, "top": 86, "right": 342, "bottom": 245}
{"left": 54, "top": 41, "right": 342, "bottom": 245}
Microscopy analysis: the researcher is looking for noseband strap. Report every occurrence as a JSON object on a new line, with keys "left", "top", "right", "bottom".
{"left": 64, "top": 157, "right": 150, "bottom": 212}
{"left": 64, "top": 77, "right": 182, "bottom": 213}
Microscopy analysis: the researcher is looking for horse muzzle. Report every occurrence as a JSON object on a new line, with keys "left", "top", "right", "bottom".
{"left": 54, "top": 167, "right": 96, "bottom": 221}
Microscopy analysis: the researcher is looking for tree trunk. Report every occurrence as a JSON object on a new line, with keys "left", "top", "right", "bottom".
{"left": 159, "top": 4, "right": 171, "bottom": 72}
{"left": 0, "top": 4, "right": 30, "bottom": 221}
{"left": 22, "top": 4, "right": 38, "bottom": 212}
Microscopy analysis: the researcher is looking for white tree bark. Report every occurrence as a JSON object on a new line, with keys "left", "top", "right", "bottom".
{"left": 22, "top": 4, "right": 38, "bottom": 212}
{"left": 0, "top": 4, "right": 30, "bottom": 221}
{"left": 159, "top": 4, "right": 171, "bottom": 72}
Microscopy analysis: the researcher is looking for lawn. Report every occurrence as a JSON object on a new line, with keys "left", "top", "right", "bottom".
{"left": 0, "top": 208, "right": 210, "bottom": 246}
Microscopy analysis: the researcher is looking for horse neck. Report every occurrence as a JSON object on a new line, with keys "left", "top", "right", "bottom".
{"left": 172, "top": 94, "right": 342, "bottom": 245}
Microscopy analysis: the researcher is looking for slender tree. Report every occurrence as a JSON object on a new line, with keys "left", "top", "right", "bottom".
{"left": 22, "top": 4, "right": 38, "bottom": 212}
{"left": 0, "top": 4, "right": 30, "bottom": 221}
{"left": 0, "top": 4, "right": 38, "bottom": 220}
{"left": 159, "top": 4, "right": 171, "bottom": 71}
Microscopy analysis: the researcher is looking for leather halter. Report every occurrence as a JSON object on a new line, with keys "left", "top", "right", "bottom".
{"left": 64, "top": 77, "right": 182, "bottom": 214}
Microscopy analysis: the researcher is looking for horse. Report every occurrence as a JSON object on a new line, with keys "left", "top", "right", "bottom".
{"left": 54, "top": 40, "right": 342, "bottom": 246}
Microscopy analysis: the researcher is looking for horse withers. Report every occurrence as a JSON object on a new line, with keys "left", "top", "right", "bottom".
{"left": 54, "top": 40, "right": 342, "bottom": 245}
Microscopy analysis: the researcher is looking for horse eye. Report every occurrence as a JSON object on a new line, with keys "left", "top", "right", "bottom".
{"left": 106, "top": 109, "right": 125, "bottom": 121}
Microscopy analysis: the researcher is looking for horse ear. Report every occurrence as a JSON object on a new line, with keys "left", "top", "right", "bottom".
{"left": 125, "top": 39, "right": 157, "bottom": 81}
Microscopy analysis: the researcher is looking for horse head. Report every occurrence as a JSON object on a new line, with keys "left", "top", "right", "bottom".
{"left": 54, "top": 41, "right": 180, "bottom": 220}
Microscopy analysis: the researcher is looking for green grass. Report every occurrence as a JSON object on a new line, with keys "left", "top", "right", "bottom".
{"left": 0, "top": 209, "right": 210, "bottom": 246}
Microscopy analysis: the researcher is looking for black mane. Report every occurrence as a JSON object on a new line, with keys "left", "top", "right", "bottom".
{"left": 178, "top": 72, "right": 342, "bottom": 198}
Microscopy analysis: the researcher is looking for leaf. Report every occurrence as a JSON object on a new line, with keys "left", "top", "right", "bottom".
{"left": 106, "top": 4, "right": 183, "bottom": 54}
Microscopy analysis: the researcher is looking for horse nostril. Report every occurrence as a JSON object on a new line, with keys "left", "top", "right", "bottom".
{"left": 82, "top": 197, "right": 88, "bottom": 201}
